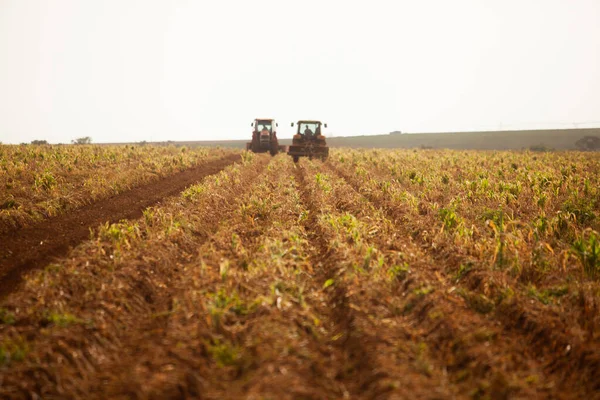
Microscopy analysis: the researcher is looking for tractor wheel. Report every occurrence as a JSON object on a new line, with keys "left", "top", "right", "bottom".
{"left": 293, "top": 156, "right": 299, "bottom": 163}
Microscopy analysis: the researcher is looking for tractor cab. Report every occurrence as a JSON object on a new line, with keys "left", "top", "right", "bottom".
{"left": 253, "top": 119, "right": 276, "bottom": 138}
{"left": 295, "top": 121, "right": 325, "bottom": 138}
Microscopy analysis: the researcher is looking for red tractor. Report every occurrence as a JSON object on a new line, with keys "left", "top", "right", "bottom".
{"left": 246, "top": 118, "right": 284, "bottom": 156}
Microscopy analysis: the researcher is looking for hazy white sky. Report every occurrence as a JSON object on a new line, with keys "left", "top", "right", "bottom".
{"left": 1, "top": 0, "right": 599, "bottom": 144}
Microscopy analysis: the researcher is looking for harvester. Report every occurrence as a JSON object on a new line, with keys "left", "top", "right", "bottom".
{"left": 246, "top": 118, "right": 285, "bottom": 156}
{"left": 288, "top": 120, "right": 329, "bottom": 163}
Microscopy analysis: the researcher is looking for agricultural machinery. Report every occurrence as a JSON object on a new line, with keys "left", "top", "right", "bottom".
{"left": 246, "top": 118, "right": 286, "bottom": 155}
{"left": 288, "top": 120, "right": 329, "bottom": 162}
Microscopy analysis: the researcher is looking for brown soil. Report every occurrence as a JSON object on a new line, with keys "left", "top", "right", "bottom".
{"left": 0, "top": 152, "right": 598, "bottom": 399}
{"left": 0, "top": 153, "right": 240, "bottom": 299}
{"left": 292, "top": 163, "right": 452, "bottom": 398}
{"left": 325, "top": 159, "right": 599, "bottom": 398}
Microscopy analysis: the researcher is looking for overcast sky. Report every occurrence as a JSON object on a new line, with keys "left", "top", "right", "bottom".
{"left": 1, "top": 0, "right": 599, "bottom": 144}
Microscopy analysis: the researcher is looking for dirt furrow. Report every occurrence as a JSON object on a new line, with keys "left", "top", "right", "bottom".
{"left": 81, "top": 156, "right": 342, "bottom": 399}
{"left": 0, "top": 153, "right": 240, "bottom": 299}
{"left": 330, "top": 156, "right": 600, "bottom": 394}
{"left": 81, "top": 157, "right": 322, "bottom": 398}
{"left": 293, "top": 162, "right": 452, "bottom": 399}
{"left": 293, "top": 163, "right": 382, "bottom": 397}
{"left": 200, "top": 158, "right": 343, "bottom": 398}
{"left": 325, "top": 160, "right": 588, "bottom": 398}
{"left": 78, "top": 158, "right": 277, "bottom": 399}
{"left": 0, "top": 155, "right": 269, "bottom": 399}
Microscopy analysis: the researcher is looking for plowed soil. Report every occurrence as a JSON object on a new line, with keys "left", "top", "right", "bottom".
{"left": 0, "top": 150, "right": 599, "bottom": 400}
{"left": 0, "top": 153, "right": 239, "bottom": 299}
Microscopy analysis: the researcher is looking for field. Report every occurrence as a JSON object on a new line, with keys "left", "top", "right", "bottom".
{"left": 0, "top": 145, "right": 599, "bottom": 399}
{"left": 0, "top": 145, "right": 237, "bottom": 235}
{"left": 163, "top": 127, "right": 600, "bottom": 151}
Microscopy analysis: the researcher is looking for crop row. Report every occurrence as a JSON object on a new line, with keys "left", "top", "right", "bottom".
{"left": 0, "top": 152, "right": 265, "bottom": 399}
{"left": 300, "top": 158, "right": 572, "bottom": 398}
{"left": 0, "top": 144, "right": 237, "bottom": 235}
{"left": 1, "top": 148, "right": 598, "bottom": 398}
{"left": 327, "top": 148, "right": 600, "bottom": 395}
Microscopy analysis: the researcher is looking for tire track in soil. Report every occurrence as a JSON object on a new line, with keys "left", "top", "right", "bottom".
{"left": 293, "top": 163, "right": 380, "bottom": 398}
{"left": 292, "top": 163, "right": 452, "bottom": 399}
{"left": 101, "top": 158, "right": 341, "bottom": 399}
{"left": 0, "top": 155, "right": 270, "bottom": 400}
{"left": 79, "top": 157, "right": 275, "bottom": 400}
{"left": 330, "top": 158, "right": 600, "bottom": 395}
{"left": 0, "top": 153, "right": 241, "bottom": 300}
{"left": 194, "top": 158, "right": 341, "bottom": 399}
{"left": 325, "top": 160, "right": 587, "bottom": 398}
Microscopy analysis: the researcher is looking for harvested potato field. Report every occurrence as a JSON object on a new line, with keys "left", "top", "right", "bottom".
{"left": 0, "top": 146, "right": 599, "bottom": 399}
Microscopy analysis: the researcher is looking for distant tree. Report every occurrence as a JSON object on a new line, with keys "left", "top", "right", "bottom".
{"left": 31, "top": 139, "right": 49, "bottom": 145}
{"left": 575, "top": 136, "right": 600, "bottom": 151}
{"left": 72, "top": 136, "right": 92, "bottom": 145}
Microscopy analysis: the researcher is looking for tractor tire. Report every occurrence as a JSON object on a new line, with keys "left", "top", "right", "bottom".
{"left": 293, "top": 156, "right": 299, "bottom": 163}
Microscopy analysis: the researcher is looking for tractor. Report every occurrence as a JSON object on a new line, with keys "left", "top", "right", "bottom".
{"left": 246, "top": 118, "right": 284, "bottom": 155}
{"left": 288, "top": 120, "right": 329, "bottom": 163}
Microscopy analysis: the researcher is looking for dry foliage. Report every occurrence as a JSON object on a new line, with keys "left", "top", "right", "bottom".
{"left": 0, "top": 149, "right": 599, "bottom": 399}
{"left": 0, "top": 144, "right": 235, "bottom": 234}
